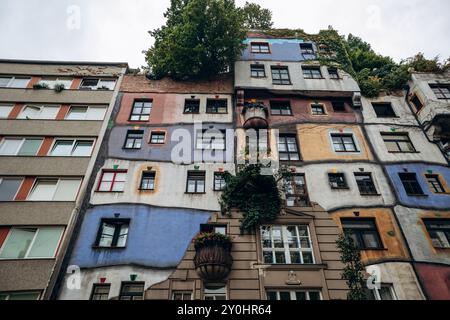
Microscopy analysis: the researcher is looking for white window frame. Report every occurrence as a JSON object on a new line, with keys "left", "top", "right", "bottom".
{"left": 65, "top": 105, "right": 107, "bottom": 121}
{"left": 203, "top": 285, "right": 227, "bottom": 300}
{"left": 0, "top": 177, "right": 24, "bottom": 201}
{"left": 17, "top": 105, "right": 60, "bottom": 120}
{"left": 0, "top": 227, "right": 64, "bottom": 260}
{"left": 79, "top": 78, "right": 117, "bottom": 91}
{"left": 0, "top": 76, "right": 31, "bottom": 88}
{"left": 27, "top": 178, "right": 81, "bottom": 201}
{"left": 266, "top": 290, "right": 322, "bottom": 300}
{"left": 48, "top": 138, "right": 95, "bottom": 157}
{"left": 0, "top": 137, "right": 44, "bottom": 156}
{"left": 371, "top": 284, "right": 397, "bottom": 300}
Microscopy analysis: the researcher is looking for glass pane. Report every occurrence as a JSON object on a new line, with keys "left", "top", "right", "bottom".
{"left": 99, "top": 224, "right": 115, "bottom": 247}
{"left": 7, "top": 292, "right": 40, "bottom": 300}
{"left": 27, "top": 180, "right": 57, "bottom": 201}
{"left": 308, "top": 292, "right": 321, "bottom": 301}
{"left": 267, "top": 292, "right": 277, "bottom": 301}
{"left": 51, "top": 140, "right": 74, "bottom": 156}
{"left": 187, "top": 180, "right": 196, "bottom": 193}
{"left": 279, "top": 292, "right": 291, "bottom": 300}
{"left": 112, "top": 181, "right": 125, "bottom": 192}
{"left": 18, "top": 139, "right": 43, "bottom": 156}
{"left": 99, "top": 181, "right": 112, "bottom": 192}
{"left": 290, "top": 251, "right": 301, "bottom": 263}
{"left": 263, "top": 251, "right": 273, "bottom": 263}
{"left": 9, "top": 78, "right": 30, "bottom": 88}
{"left": 0, "top": 228, "right": 36, "bottom": 259}
{"left": 66, "top": 107, "right": 88, "bottom": 120}
{"left": 295, "top": 292, "right": 307, "bottom": 300}
{"left": 98, "top": 80, "right": 116, "bottom": 90}
{"left": 379, "top": 286, "right": 394, "bottom": 300}
{"left": 27, "top": 227, "right": 64, "bottom": 258}
{"left": 72, "top": 141, "right": 93, "bottom": 156}
{"left": 86, "top": 107, "right": 107, "bottom": 120}
{"left": 115, "top": 173, "right": 127, "bottom": 182}
{"left": 0, "top": 178, "right": 22, "bottom": 201}
{"left": 53, "top": 179, "right": 81, "bottom": 201}
{"left": 39, "top": 107, "right": 59, "bottom": 119}
{"left": 0, "top": 77, "right": 11, "bottom": 87}
{"left": 18, "top": 106, "right": 40, "bottom": 119}
{"left": 0, "top": 105, "right": 13, "bottom": 118}
{"left": 0, "top": 139, "right": 22, "bottom": 155}
{"left": 362, "top": 232, "right": 380, "bottom": 248}
{"left": 302, "top": 252, "right": 314, "bottom": 264}
{"left": 275, "top": 252, "right": 286, "bottom": 263}
{"left": 116, "top": 225, "right": 128, "bottom": 247}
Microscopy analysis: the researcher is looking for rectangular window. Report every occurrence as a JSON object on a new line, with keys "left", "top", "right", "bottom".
{"left": 17, "top": 105, "right": 59, "bottom": 120}
{"left": 355, "top": 173, "right": 378, "bottom": 195}
{"left": 206, "top": 99, "right": 227, "bottom": 114}
{"left": 381, "top": 133, "right": 416, "bottom": 153}
{"left": 424, "top": 219, "right": 450, "bottom": 248}
{"left": 250, "top": 64, "right": 266, "bottom": 78}
{"left": 27, "top": 179, "right": 81, "bottom": 201}
{"left": 0, "top": 227, "right": 64, "bottom": 259}
{"left": 250, "top": 42, "right": 270, "bottom": 54}
{"left": 196, "top": 129, "right": 226, "bottom": 150}
{"left": 0, "top": 137, "right": 43, "bottom": 156}
{"left": 119, "top": 282, "right": 144, "bottom": 300}
{"left": 90, "top": 284, "right": 111, "bottom": 300}
{"left": 0, "top": 105, "right": 13, "bottom": 118}
{"left": 365, "top": 284, "right": 397, "bottom": 300}
{"left": 285, "top": 174, "right": 309, "bottom": 207}
{"left": 186, "top": 171, "right": 206, "bottom": 194}
{"left": 150, "top": 131, "right": 166, "bottom": 144}
{"left": 399, "top": 172, "right": 424, "bottom": 195}
{"left": 430, "top": 84, "right": 450, "bottom": 100}
{"left": 300, "top": 43, "right": 315, "bottom": 56}
{"left": 0, "top": 291, "right": 41, "bottom": 300}
{"left": 410, "top": 94, "right": 423, "bottom": 112}
{"left": 140, "top": 171, "right": 155, "bottom": 190}
{"left": 172, "top": 292, "right": 192, "bottom": 300}
{"left": 200, "top": 224, "right": 227, "bottom": 235}
{"left": 278, "top": 135, "right": 300, "bottom": 161}
{"left": 270, "top": 101, "right": 292, "bottom": 115}
{"left": 130, "top": 100, "right": 152, "bottom": 121}
{"left": 331, "top": 101, "right": 346, "bottom": 112}
{"left": 0, "top": 76, "right": 30, "bottom": 88}
{"left": 341, "top": 218, "right": 383, "bottom": 250}
{"left": 65, "top": 106, "right": 107, "bottom": 121}
{"left": 271, "top": 66, "right": 291, "bottom": 85}
{"left": 261, "top": 225, "right": 314, "bottom": 264}
{"left": 0, "top": 178, "right": 23, "bottom": 201}
{"left": 97, "top": 170, "right": 127, "bottom": 192}
{"left": 213, "top": 172, "right": 226, "bottom": 191}
{"left": 80, "top": 78, "right": 116, "bottom": 91}
{"left": 302, "top": 66, "right": 323, "bottom": 79}
{"left": 331, "top": 134, "right": 358, "bottom": 152}
{"left": 425, "top": 174, "right": 446, "bottom": 194}
{"left": 37, "top": 77, "right": 72, "bottom": 89}
{"left": 328, "top": 68, "right": 340, "bottom": 79}
{"left": 372, "top": 103, "right": 396, "bottom": 118}
{"left": 124, "top": 130, "right": 144, "bottom": 149}
{"left": 311, "top": 103, "right": 325, "bottom": 115}
{"left": 183, "top": 99, "right": 200, "bottom": 114}
{"left": 328, "top": 173, "right": 348, "bottom": 189}
{"left": 96, "top": 219, "right": 129, "bottom": 248}
{"left": 204, "top": 285, "right": 227, "bottom": 300}
{"left": 267, "top": 290, "right": 321, "bottom": 301}
{"left": 50, "top": 139, "right": 94, "bottom": 157}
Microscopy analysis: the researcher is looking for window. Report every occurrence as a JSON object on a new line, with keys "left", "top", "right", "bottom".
{"left": 271, "top": 66, "right": 291, "bottom": 85}
{"left": 331, "top": 101, "right": 346, "bottom": 112}
{"left": 0, "top": 291, "right": 41, "bottom": 300}
{"left": 399, "top": 172, "right": 424, "bottom": 195}
{"left": 251, "top": 64, "right": 266, "bottom": 78}
{"left": 119, "top": 282, "right": 144, "bottom": 300}
{"left": 267, "top": 290, "right": 321, "bottom": 301}
{"left": 381, "top": 133, "right": 416, "bottom": 153}
{"left": 130, "top": 100, "right": 152, "bottom": 121}
{"left": 0, "top": 76, "right": 30, "bottom": 88}
{"left": 0, "top": 227, "right": 64, "bottom": 259}
{"left": 186, "top": 171, "right": 205, "bottom": 194}
{"left": 204, "top": 285, "right": 227, "bottom": 300}
{"left": 196, "top": 129, "right": 226, "bottom": 150}
{"left": 355, "top": 173, "right": 378, "bottom": 195}
{"left": 80, "top": 78, "right": 116, "bottom": 91}
{"left": 50, "top": 139, "right": 94, "bottom": 156}
{"left": 302, "top": 66, "right": 323, "bottom": 79}
{"left": 97, "top": 170, "right": 127, "bottom": 192}
{"left": 65, "top": 106, "right": 107, "bottom": 121}
{"left": 184, "top": 99, "right": 200, "bottom": 114}
{"left": 96, "top": 219, "right": 129, "bottom": 248}
{"left": 213, "top": 172, "right": 226, "bottom": 191}
{"left": 172, "top": 292, "right": 192, "bottom": 300}
{"left": 27, "top": 179, "right": 81, "bottom": 201}
{"left": 251, "top": 42, "right": 270, "bottom": 54}
{"left": 0, "top": 138, "right": 43, "bottom": 156}
{"left": 278, "top": 135, "right": 300, "bottom": 161}
{"left": 341, "top": 219, "right": 383, "bottom": 250}
{"left": 300, "top": 43, "right": 315, "bottom": 56}
{"left": 17, "top": 105, "right": 59, "bottom": 120}
{"left": 328, "top": 68, "right": 340, "bottom": 79}
{"left": 200, "top": 224, "right": 227, "bottom": 235}
{"left": 140, "top": 171, "right": 155, "bottom": 190}
{"left": 124, "top": 130, "right": 143, "bottom": 149}
{"left": 430, "top": 84, "right": 450, "bottom": 100}
{"left": 311, "top": 103, "right": 325, "bottom": 115}
{"left": 206, "top": 99, "right": 227, "bottom": 114}
{"left": 328, "top": 173, "right": 348, "bottom": 189}
{"left": 90, "top": 284, "right": 111, "bottom": 300}
{"left": 424, "top": 219, "right": 450, "bottom": 248}
{"left": 331, "top": 134, "right": 358, "bottom": 152}
{"left": 365, "top": 284, "right": 397, "bottom": 300}
{"left": 0, "top": 178, "right": 23, "bottom": 201}
{"left": 0, "top": 105, "right": 13, "bottom": 118}
{"left": 261, "top": 225, "right": 314, "bottom": 264}
{"left": 410, "top": 94, "right": 423, "bottom": 112}
{"left": 372, "top": 103, "right": 396, "bottom": 117}
{"left": 37, "top": 77, "right": 72, "bottom": 89}
{"left": 285, "top": 174, "right": 309, "bottom": 207}
{"left": 270, "top": 101, "right": 292, "bottom": 115}
{"left": 425, "top": 174, "right": 446, "bottom": 194}
{"left": 150, "top": 131, "right": 166, "bottom": 144}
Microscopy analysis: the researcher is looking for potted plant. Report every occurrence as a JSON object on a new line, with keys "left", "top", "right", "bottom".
{"left": 54, "top": 83, "right": 65, "bottom": 93}
{"left": 33, "top": 83, "right": 50, "bottom": 90}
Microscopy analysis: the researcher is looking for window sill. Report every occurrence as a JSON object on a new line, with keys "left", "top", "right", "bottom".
{"left": 406, "top": 194, "right": 429, "bottom": 198}
{"left": 388, "top": 151, "right": 420, "bottom": 154}
{"left": 360, "top": 193, "right": 382, "bottom": 197}
{"left": 264, "top": 263, "right": 327, "bottom": 271}
{"left": 331, "top": 187, "right": 350, "bottom": 191}
{"left": 185, "top": 192, "right": 206, "bottom": 195}
{"left": 92, "top": 246, "right": 127, "bottom": 250}
{"left": 304, "top": 77, "right": 326, "bottom": 80}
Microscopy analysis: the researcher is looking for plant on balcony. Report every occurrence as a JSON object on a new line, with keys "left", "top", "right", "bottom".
{"left": 54, "top": 83, "right": 65, "bottom": 93}
{"left": 33, "top": 83, "right": 50, "bottom": 90}
{"left": 242, "top": 101, "right": 267, "bottom": 115}
{"left": 218, "top": 163, "right": 293, "bottom": 233}
{"left": 193, "top": 232, "right": 232, "bottom": 249}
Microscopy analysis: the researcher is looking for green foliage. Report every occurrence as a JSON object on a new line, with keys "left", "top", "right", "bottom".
{"left": 145, "top": 0, "right": 246, "bottom": 80}
{"left": 193, "top": 232, "right": 232, "bottom": 249}
{"left": 33, "top": 83, "right": 50, "bottom": 90}
{"left": 336, "top": 233, "right": 367, "bottom": 300}
{"left": 219, "top": 163, "right": 292, "bottom": 233}
{"left": 54, "top": 83, "right": 65, "bottom": 93}
{"left": 240, "top": 1, "right": 273, "bottom": 30}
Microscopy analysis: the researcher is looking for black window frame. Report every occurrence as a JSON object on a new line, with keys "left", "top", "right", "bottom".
{"left": 129, "top": 99, "right": 152, "bottom": 121}
{"left": 429, "top": 84, "right": 450, "bottom": 100}
{"left": 183, "top": 99, "right": 200, "bottom": 114}
{"left": 328, "top": 173, "right": 349, "bottom": 189}
{"left": 372, "top": 103, "right": 397, "bottom": 118}
{"left": 94, "top": 218, "right": 130, "bottom": 248}
{"left": 285, "top": 173, "right": 310, "bottom": 207}
{"left": 300, "top": 43, "right": 315, "bottom": 56}
{"left": 410, "top": 94, "right": 423, "bottom": 112}
{"left": 398, "top": 172, "right": 424, "bottom": 196}
{"left": 270, "top": 100, "right": 292, "bottom": 116}
{"left": 331, "top": 101, "right": 346, "bottom": 112}
{"left": 139, "top": 171, "right": 156, "bottom": 191}
{"left": 150, "top": 131, "right": 166, "bottom": 145}
{"left": 302, "top": 66, "right": 323, "bottom": 79}
{"left": 123, "top": 130, "right": 144, "bottom": 150}
{"left": 278, "top": 134, "right": 301, "bottom": 162}
{"left": 341, "top": 218, "right": 383, "bottom": 250}
{"left": 354, "top": 173, "right": 378, "bottom": 195}
{"left": 118, "top": 282, "right": 144, "bottom": 300}
{"left": 425, "top": 174, "right": 446, "bottom": 194}
{"left": 328, "top": 68, "right": 340, "bottom": 79}
{"left": 213, "top": 172, "right": 226, "bottom": 191}
{"left": 423, "top": 219, "right": 450, "bottom": 249}
{"left": 381, "top": 133, "right": 416, "bottom": 153}
{"left": 271, "top": 66, "right": 291, "bottom": 85}
{"left": 90, "top": 284, "right": 111, "bottom": 300}
{"left": 172, "top": 291, "right": 193, "bottom": 300}
{"left": 311, "top": 103, "right": 325, "bottom": 115}
{"left": 186, "top": 171, "right": 206, "bottom": 194}
{"left": 206, "top": 99, "right": 228, "bottom": 114}
{"left": 200, "top": 224, "right": 227, "bottom": 235}
{"left": 250, "top": 64, "right": 266, "bottom": 78}
{"left": 250, "top": 42, "right": 270, "bottom": 54}
{"left": 331, "top": 133, "right": 358, "bottom": 152}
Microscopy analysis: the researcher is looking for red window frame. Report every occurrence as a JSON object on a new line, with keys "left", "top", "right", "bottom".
{"left": 97, "top": 170, "right": 128, "bottom": 192}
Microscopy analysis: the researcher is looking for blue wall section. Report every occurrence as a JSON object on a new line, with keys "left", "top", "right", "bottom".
{"left": 241, "top": 38, "right": 317, "bottom": 62}
{"left": 386, "top": 164, "right": 450, "bottom": 209}
{"left": 70, "top": 204, "right": 211, "bottom": 269}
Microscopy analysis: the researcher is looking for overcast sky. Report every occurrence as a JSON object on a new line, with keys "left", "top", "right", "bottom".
{"left": 0, "top": 0, "right": 449, "bottom": 68}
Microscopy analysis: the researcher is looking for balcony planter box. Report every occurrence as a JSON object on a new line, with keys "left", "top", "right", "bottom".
{"left": 193, "top": 233, "right": 233, "bottom": 282}
{"left": 243, "top": 103, "right": 268, "bottom": 129}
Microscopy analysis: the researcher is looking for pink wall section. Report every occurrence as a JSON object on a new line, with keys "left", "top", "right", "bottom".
{"left": 415, "top": 263, "right": 450, "bottom": 300}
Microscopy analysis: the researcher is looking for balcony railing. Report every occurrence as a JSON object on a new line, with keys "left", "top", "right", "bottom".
{"left": 242, "top": 102, "right": 268, "bottom": 129}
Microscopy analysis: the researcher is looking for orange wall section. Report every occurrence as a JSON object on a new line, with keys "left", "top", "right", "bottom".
{"left": 14, "top": 177, "right": 36, "bottom": 201}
